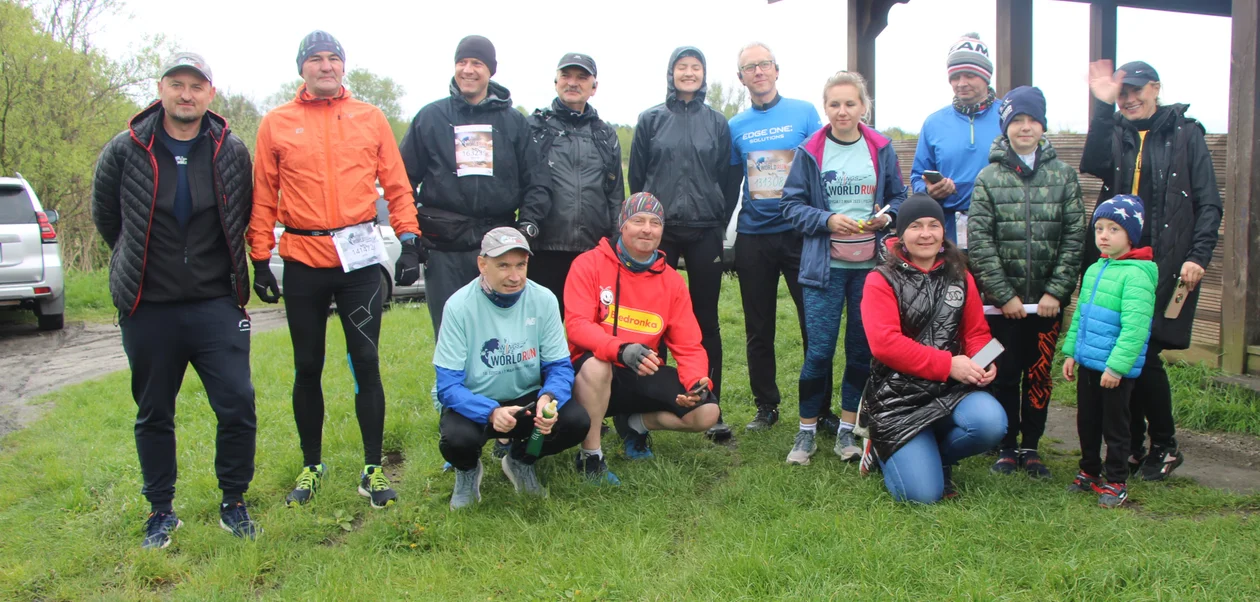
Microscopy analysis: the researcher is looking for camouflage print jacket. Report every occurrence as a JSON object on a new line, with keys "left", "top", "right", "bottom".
{"left": 967, "top": 137, "right": 1087, "bottom": 306}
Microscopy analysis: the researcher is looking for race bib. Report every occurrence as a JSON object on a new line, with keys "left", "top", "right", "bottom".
{"left": 955, "top": 212, "right": 969, "bottom": 250}
{"left": 331, "top": 223, "right": 388, "bottom": 273}
{"left": 746, "top": 150, "right": 795, "bottom": 199}
{"left": 454, "top": 124, "right": 494, "bottom": 177}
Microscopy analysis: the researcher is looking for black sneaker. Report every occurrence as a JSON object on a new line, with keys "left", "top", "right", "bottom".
{"left": 141, "top": 511, "right": 182, "bottom": 550}
{"left": 942, "top": 465, "right": 959, "bottom": 500}
{"left": 704, "top": 421, "right": 734, "bottom": 443}
{"left": 1098, "top": 482, "right": 1128, "bottom": 508}
{"left": 990, "top": 448, "right": 1019, "bottom": 475}
{"left": 1019, "top": 449, "right": 1052, "bottom": 480}
{"left": 745, "top": 406, "right": 780, "bottom": 432}
{"left": 285, "top": 463, "right": 326, "bottom": 507}
{"left": 1067, "top": 471, "right": 1102, "bottom": 494}
{"left": 574, "top": 452, "right": 620, "bottom": 486}
{"left": 1140, "top": 446, "right": 1184, "bottom": 481}
{"left": 219, "top": 501, "right": 261, "bottom": 540}
{"left": 491, "top": 439, "right": 511, "bottom": 459}
{"left": 816, "top": 413, "right": 842, "bottom": 439}
{"left": 358, "top": 465, "right": 398, "bottom": 509}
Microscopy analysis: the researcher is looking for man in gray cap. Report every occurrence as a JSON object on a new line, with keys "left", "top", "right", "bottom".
{"left": 434, "top": 227, "right": 587, "bottom": 509}
{"left": 526, "top": 52, "right": 624, "bottom": 317}
{"left": 92, "top": 51, "right": 258, "bottom": 548}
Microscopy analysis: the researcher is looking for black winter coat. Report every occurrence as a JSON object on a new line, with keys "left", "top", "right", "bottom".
{"left": 528, "top": 99, "right": 624, "bottom": 253}
{"left": 861, "top": 259, "right": 976, "bottom": 461}
{"left": 399, "top": 79, "right": 551, "bottom": 251}
{"left": 629, "top": 46, "right": 737, "bottom": 229}
{"left": 1080, "top": 102, "right": 1222, "bottom": 350}
{"left": 91, "top": 101, "right": 253, "bottom": 314}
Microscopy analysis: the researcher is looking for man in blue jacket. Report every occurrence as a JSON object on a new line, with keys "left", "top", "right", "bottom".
{"left": 434, "top": 227, "right": 590, "bottom": 509}
{"left": 910, "top": 33, "right": 1002, "bottom": 248}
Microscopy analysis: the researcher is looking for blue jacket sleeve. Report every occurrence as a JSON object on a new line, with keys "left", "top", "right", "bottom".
{"left": 780, "top": 149, "right": 831, "bottom": 236}
{"left": 881, "top": 146, "right": 908, "bottom": 217}
{"left": 540, "top": 359, "right": 574, "bottom": 408}
{"left": 910, "top": 129, "right": 934, "bottom": 194}
{"left": 436, "top": 366, "right": 500, "bottom": 424}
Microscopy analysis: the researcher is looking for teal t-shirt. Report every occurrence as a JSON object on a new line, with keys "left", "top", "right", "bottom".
{"left": 821, "top": 134, "right": 878, "bottom": 269}
{"left": 433, "top": 279, "right": 569, "bottom": 402}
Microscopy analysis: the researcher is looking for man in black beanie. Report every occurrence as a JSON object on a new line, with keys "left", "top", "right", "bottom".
{"left": 399, "top": 35, "right": 551, "bottom": 399}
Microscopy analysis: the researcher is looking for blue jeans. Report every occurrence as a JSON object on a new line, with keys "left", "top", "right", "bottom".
{"left": 879, "top": 391, "right": 1007, "bottom": 504}
{"left": 799, "top": 267, "right": 871, "bottom": 418}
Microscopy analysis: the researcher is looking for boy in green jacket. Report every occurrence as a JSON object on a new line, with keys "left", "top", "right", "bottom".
{"left": 968, "top": 86, "right": 1086, "bottom": 479}
{"left": 1061, "top": 195, "right": 1158, "bottom": 508}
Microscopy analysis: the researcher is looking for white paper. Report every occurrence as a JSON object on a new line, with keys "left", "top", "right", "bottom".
{"left": 331, "top": 223, "right": 388, "bottom": 273}
{"left": 955, "top": 212, "right": 969, "bottom": 250}
{"left": 454, "top": 124, "right": 494, "bottom": 177}
{"left": 983, "top": 304, "right": 1040, "bottom": 315}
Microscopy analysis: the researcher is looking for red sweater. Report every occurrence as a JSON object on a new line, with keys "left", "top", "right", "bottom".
{"left": 861, "top": 252, "right": 992, "bottom": 383}
{"left": 564, "top": 239, "right": 710, "bottom": 389}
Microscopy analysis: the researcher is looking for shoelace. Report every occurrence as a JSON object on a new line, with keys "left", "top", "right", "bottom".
{"left": 295, "top": 468, "right": 320, "bottom": 490}
{"left": 366, "top": 469, "right": 391, "bottom": 492}
{"left": 145, "top": 512, "right": 175, "bottom": 537}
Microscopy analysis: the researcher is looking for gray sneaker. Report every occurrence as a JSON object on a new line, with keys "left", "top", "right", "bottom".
{"left": 835, "top": 430, "right": 861, "bottom": 462}
{"left": 786, "top": 430, "right": 817, "bottom": 465}
{"left": 501, "top": 454, "right": 546, "bottom": 497}
{"left": 450, "top": 460, "right": 483, "bottom": 510}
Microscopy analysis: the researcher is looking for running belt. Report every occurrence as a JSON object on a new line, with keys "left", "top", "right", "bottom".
{"left": 282, "top": 219, "right": 376, "bottom": 237}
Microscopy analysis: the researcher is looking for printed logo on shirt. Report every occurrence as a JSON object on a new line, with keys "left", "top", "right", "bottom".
{"left": 822, "top": 170, "right": 876, "bottom": 199}
{"left": 944, "top": 285, "right": 965, "bottom": 308}
{"left": 602, "top": 304, "right": 663, "bottom": 335}
{"left": 238, "top": 319, "right": 251, "bottom": 332}
{"left": 479, "top": 337, "right": 538, "bottom": 370}
{"left": 525, "top": 317, "right": 537, "bottom": 326}
{"left": 746, "top": 150, "right": 794, "bottom": 199}
{"left": 175, "top": 155, "right": 188, "bottom": 166}
{"left": 739, "top": 125, "right": 794, "bottom": 145}
{"left": 599, "top": 287, "right": 614, "bottom": 306}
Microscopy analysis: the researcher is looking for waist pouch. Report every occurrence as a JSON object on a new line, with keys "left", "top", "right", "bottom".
{"left": 416, "top": 206, "right": 512, "bottom": 251}
{"left": 283, "top": 219, "right": 375, "bottom": 237}
{"left": 830, "top": 234, "right": 877, "bottom": 263}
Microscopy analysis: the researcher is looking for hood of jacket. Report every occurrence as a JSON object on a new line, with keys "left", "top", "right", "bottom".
{"left": 666, "top": 46, "right": 708, "bottom": 109}
{"left": 546, "top": 97, "right": 600, "bottom": 125}
{"left": 1110, "top": 245, "right": 1154, "bottom": 262}
{"left": 1116, "top": 103, "right": 1189, "bottom": 133}
{"left": 987, "top": 136, "right": 1059, "bottom": 176}
{"left": 447, "top": 78, "right": 514, "bottom": 111}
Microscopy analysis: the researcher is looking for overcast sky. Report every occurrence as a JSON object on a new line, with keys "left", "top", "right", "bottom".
{"left": 94, "top": 0, "right": 1232, "bottom": 133}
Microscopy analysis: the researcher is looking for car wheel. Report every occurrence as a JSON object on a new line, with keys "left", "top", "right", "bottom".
{"left": 37, "top": 312, "right": 64, "bottom": 331}
{"left": 380, "top": 269, "right": 393, "bottom": 310}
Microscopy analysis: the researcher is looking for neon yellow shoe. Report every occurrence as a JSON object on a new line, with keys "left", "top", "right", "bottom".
{"left": 285, "top": 463, "right": 325, "bottom": 507}
{"left": 359, "top": 465, "right": 397, "bottom": 509}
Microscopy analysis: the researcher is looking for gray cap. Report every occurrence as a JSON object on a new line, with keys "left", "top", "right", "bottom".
{"left": 481, "top": 226, "right": 532, "bottom": 257}
{"left": 557, "top": 52, "right": 597, "bottom": 77}
{"left": 161, "top": 51, "right": 213, "bottom": 83}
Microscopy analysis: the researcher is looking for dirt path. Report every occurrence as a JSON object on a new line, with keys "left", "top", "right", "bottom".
{"left": 0, "top": 308, "right": 288, "bottom": 441}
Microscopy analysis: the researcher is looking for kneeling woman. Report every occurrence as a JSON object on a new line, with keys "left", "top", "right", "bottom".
{"left": 859, "top": 194, "right": 1007, "bottom": 503}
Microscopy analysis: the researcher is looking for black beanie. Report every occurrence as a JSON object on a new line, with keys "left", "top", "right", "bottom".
{"left": 455, "top": 35, "right": 497, "bottom": 76}
{"left": 296, "top": 31, "right": 344, "bottom": 74}
{"left": 895, "top": 194, "right": 947, "bottom": 239}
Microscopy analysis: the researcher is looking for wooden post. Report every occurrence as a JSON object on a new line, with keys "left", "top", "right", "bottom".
{"left": 1088, "top": 0, "right": 1118, "bottom": 121}
{"left": 848, "top": 0, "right": 879, "bottom": 124}
{"left": 995, "top": 0, "right": 1034, "bottom": 96}
{"left": 1222, "top": 0, "right": 1260, "bottom": 375}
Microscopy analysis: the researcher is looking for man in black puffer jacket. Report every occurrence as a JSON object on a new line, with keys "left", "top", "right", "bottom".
{"left": 527, "top": 52, "right": 624, "bottom": 316}
{"left": 399, "top": 35, "right": 551, "bottom": 334}
{"left": 91, "top": 53, "right": 258, "bottom": 549}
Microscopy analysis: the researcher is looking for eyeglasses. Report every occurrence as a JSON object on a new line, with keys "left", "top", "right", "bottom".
{"left": 739, "top": 60, "right": 776, "bottom": 74}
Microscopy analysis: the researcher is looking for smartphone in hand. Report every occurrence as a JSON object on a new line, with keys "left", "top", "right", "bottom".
{"left": 923, "top": 170, "right": 944, "bottom": 184}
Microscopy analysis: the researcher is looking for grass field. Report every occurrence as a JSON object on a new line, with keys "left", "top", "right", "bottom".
{"left": 1, "top": 276, "right": 1258, "bottom": 600}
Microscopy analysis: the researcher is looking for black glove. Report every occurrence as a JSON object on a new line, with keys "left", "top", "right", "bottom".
{"left": 618, "top": 343, "right": 654, "bottom": 370}
{"left": 395, "top": 237, "right": 426, "bottom": 286}
{"left": 517, "top": 221, "right": 539, "bottom": 242}
{"left": 252, "top": 259, "right": 281, "bottom": 303}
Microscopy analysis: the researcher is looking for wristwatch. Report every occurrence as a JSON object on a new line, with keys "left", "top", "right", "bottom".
{"left": 518, "top": 222, "right": 539, "bottom": 239}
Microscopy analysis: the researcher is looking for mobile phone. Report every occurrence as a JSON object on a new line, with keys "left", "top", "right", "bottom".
{"left": 513, "top": 401, "right": 537, "bottom": 420}
{"left": 923, "top": 170, "right": 944, "bottom": 184}
{"left": 970, "top": 338, "right": 1005, "bottom": 369}
{"left": 688, "top": 382, "right": 708, "bottom": 396}
{"left": 1164, "top": 277, "right": 1189, "bottom": 319}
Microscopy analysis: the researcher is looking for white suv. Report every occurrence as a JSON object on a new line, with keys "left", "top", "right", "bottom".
{"left": 0, "top": 175, "right": 64, "bottom": 330}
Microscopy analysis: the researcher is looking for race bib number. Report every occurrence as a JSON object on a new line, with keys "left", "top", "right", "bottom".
{"left": 331, "top": 223, "right": 388, "bottom": 273}
{"left": 454, "top": 124, "right": 494, "bottom": 177}
{"left": 955, "top": 213, "right": 969, "bottom": 250}
{"left": 746, "top": 150, "right": 794, "bottom": 199}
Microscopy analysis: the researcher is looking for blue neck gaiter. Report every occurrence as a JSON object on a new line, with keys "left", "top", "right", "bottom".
{"left": 616, "top": 237, "right": 658, "bottom": 273}
{"left": 479, "top": 276, "right": 524, "bottom": 308}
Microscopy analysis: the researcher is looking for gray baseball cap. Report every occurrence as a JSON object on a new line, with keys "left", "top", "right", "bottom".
{"left": 557, "top": 52, "right": 597, "bottom": 77}
{"left": 161, "top": 51, "right": 213, "bottom": 83}
{"left": 481, "top": 226, "right": 532, "bottom": 257}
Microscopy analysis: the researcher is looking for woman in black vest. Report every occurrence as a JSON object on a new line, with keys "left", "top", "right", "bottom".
{"left": 1081, "top": 60, "right": 1222, "bottom": 481}
{"left": 859, "top": 194, "right": 1007, "bottom": 503}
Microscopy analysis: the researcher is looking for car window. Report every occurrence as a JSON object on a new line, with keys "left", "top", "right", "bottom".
{"left": 376, "top": 197, "right": 388, "bottom": 225}
{"left": 0, "top": 187, "right": 36, "bottom": 224}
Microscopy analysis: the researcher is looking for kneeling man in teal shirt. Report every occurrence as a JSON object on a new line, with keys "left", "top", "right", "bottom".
{"left": 434, "top": 227, "right": 590, "bottom": 509}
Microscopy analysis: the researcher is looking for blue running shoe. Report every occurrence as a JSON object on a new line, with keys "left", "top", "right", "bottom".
{"left": 219, "top": 501, "right": 261, "bottom": 540}
{"left": 141, "top": 511, "right": 182, "bottom": 550}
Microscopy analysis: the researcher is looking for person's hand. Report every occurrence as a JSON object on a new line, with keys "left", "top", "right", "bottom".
{"left": 827, "top": 214, "right": 863, "bottom": 236}
{"left": 619, "top": 343, "right": 661, "bottom": 376}
{"left": 1100, "top": 371, "right": 1121, "bottom": 389}
{"left": 533, "top": 395, "right": 558, "bottom": 435}
{"left": 1180, "top": 261, "right": 1205, "bottom": 291}
{"left": 949, "top": 355, "right": 985, "bottom": 384}
{"left": 394, "top": 237, "right": 426, "bottom": 286}
{"left": 1062, "top": 357, "right": 1076, "bottom": 382}
{"left": 1037, "top": 294, "right": 1061, "bottom": 318}
{"left": 491, "top": 406, "right": 523, "bottom": 433}
{"left": 252, "top": 259, "right": 281, "bottom": 303}
{"left": 675, "top": 377, "right": 711, "bottom": 408}
{"left": 859, "top": 214, "right": 891, "bottom": 233}
{"left": 978, "top": 362, "right": 997, "bottom": 387}
{"left": 1088, "top": 59, "right": 1123, "bottom": 105}
{"left": 925, "top": 177, "right": 956, "bottom": 200}
{"left": 1001, "top": 296, "right": 1026, "bottom": 319}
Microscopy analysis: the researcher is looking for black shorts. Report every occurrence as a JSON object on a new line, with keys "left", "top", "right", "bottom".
{"left": 574, "top": 352, "right": 714, "bottom": 418}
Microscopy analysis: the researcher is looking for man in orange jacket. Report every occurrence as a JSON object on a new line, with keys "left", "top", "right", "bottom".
{"left": 565, "top": 193, "right": 719, "bottom": 484}
{"left": 248, "top": 30, "right": 421, "bottom": 510}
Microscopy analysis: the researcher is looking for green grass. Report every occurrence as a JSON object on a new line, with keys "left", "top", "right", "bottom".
{"left": 1, "top": 277, "right": 1259, "bottom": 600}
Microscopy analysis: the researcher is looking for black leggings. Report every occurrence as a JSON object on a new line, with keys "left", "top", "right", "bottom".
{"left": 658, "top": 225, "right": 724, "bottom": 399}
{"left": 283, "top": 261, "right": 386, "bottom": 467}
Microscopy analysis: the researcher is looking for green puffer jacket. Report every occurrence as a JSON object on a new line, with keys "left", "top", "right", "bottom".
{"left": 967, "top": 138, "right": 1087, "bottom": 305}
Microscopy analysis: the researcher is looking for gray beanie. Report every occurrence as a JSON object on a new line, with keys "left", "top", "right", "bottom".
{"left": 946, "top": 33, "right": 993, "bottom": 83}
{"left": 296, "top": 31, "right": 344, "bottom": 74}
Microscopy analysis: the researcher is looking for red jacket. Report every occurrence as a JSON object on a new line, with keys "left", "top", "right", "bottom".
{"left": 564, "top": 238, "right": 710, "bottom": 389}
{"left": 861, "top": 240, "right": 992, "bottom": 382}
